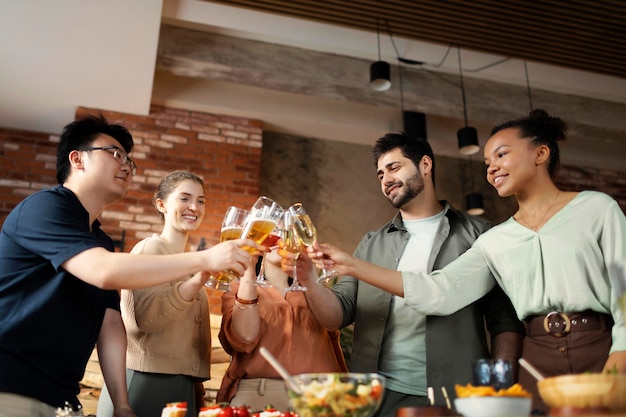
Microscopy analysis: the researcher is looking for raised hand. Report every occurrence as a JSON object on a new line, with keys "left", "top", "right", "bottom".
{"left": 277, "top": 244, "right": 318, "bottom": 285}
{"left": 307, "top": 241, "right": 354, "bottom": 278}
{"left": 204, "top": 238, "right": 260, "bottom": 277}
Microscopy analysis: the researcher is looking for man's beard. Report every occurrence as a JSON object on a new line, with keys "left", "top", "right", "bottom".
{"left": 387, "top": 172, "right": 425, "bottom": 209}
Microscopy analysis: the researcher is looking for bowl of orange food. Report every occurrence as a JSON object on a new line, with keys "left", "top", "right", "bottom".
{"left": 537, "top": 373, "right": 626, "bottom": 414}
{"left": 453, "top": 383, "right": 532, "bottom": 417}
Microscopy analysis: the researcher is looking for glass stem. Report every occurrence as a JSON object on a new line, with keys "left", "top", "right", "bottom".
{"left": 257, "top": 254, "right": 266, "bottom": 281}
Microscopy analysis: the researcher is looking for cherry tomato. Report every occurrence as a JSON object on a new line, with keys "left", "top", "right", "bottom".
{"left": 218, "top": 406, "right": 234, "bottom": 417}
{"left": 233, "top": 405, "right": 250, "bottom": 417}
{"left": 370, "top": 383, "right": 382, "bottom": 400}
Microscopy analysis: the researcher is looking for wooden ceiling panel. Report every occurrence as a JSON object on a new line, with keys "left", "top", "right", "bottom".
{"left": 202, "top": 0, "right": 626, "bottom": 78}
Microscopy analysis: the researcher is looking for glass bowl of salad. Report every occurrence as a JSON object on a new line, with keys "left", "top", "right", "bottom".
{"left": 287, "top": 373, "right": 385, "bottom": 417}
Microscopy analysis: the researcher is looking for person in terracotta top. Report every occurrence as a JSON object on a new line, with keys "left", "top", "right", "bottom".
{"left": 306, "top": 110, "right": 626, "bottom": 414}
{"left": 97, "top": 170, "right": 215, "bottom": 417}
{"left": 217, "top": 247, "right": 347, "bottom": 412}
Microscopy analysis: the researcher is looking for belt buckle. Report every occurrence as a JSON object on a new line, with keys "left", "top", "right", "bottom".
{"left": 543, "top": 311, "right": 571, "bottom": 337}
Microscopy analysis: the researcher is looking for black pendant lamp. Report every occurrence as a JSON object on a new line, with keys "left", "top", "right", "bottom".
{"left": 456, "top": 47, "right": 479, "bottom": 155}
{"left": 466, "top": 192, "right": 485, "bottom": 216}
{"left": 458, "top": 126, "right": 479, "bottom": 155}
{"left": 370, "top": 19, "right": 391, "bottom": 91}
{"left": 403, "top": 111, "right": 427, "bottom": 141}
{"left": 465, "top": 156, "right": 485, "bottom": 216}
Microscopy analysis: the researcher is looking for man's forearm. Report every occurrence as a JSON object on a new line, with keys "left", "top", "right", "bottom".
{"left": 303, "top": 278, "right": 344, "bottom": 330}
{"left": 491, "top": 331, "right": 524, "bottom": 381}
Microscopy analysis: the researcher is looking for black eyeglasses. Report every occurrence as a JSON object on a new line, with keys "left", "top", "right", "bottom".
{"left": 78, "top": 145, "right": 137, "bottom": 176}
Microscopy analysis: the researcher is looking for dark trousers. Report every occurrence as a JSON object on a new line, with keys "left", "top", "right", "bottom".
{"left": 519, "top": 314, "right": 612, "bottom": 415}
{"left": 374, "top": 388, "right": 429, "bottom": 417}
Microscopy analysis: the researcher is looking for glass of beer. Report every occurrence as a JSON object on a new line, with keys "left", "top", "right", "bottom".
{"left": 240, "top": 196, "right": 284, "bottom": 251}
{"left": 205, "top": 206, "right": 250, "bottom": 292}
{"left": 253, "top": 222, "right": 283, "bottom": 287}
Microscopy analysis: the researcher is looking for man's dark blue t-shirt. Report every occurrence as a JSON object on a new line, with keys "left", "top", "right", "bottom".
{"left": 0, "top": 185, "right": 120, "bottom": 408}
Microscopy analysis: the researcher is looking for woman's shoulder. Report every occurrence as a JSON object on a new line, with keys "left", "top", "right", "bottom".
{"left": 131, "top": 234, "right": 173, "bottom": 255}
{"left": 575, "top": 190, "right": 616, "bottom": 204}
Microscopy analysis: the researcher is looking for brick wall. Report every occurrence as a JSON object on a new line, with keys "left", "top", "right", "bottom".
{"left": 556, "top": 165, "right": 626, "bottom": 213}
{"left": 0, "top": 105, "right": 263, "bottom": 314}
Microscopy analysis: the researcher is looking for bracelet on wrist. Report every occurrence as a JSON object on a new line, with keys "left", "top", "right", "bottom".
{"left": 235, "top": 294, "right": 259, "bottom": 305}
{"left": 234, "top": 302, "right": 259, "bottom": 310}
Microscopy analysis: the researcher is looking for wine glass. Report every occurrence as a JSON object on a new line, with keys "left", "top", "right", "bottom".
{"left": 240, "top": 196, "right": 284, "bottom": 247}
{"left": 207, "top": 197, "right": 283, "bottom": 291}
{"left": 253, "top": 222, "right": 283, "bottom": 287}
{"left": 289, "top": 202, "right": 339, "bottom": 286}
{"left": 282, "top": 210, "right": 307, "bottom": 292}
{"left": 205, "top": 206, "right": 250, "bottom": 292}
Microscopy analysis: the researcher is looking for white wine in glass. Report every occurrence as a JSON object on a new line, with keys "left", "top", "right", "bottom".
{"left": 283, "top": 210, "right": 306, "bottom": 292}
{"left": 289, "top": 203, "right": 338, "bottom": 286}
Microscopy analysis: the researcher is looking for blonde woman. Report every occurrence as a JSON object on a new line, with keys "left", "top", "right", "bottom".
{"left": 98, "top": 171, "right": 213, "bottom": 417}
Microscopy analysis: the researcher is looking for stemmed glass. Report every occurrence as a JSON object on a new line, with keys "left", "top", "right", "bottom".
{"left": 289, "top": 202, "right": 339, "bottom": 286}
{"left": 282, "top": 210, "right": 307, "bottom": 292}
{"left": 239, "top": 196, "right": 284, "bottom": 288}
{"left": 253, "top": 222, "right": 283, "bottom": 287}
{"left": 206, "top": 197, "right": 283, "bottom": 292}
{"left": 205, "top": 206, "right": 250, "bottom": 292}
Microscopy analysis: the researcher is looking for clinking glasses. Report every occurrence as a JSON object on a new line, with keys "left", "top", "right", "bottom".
{"left": 79, "top": 145, "right": 137, "bottom": 175}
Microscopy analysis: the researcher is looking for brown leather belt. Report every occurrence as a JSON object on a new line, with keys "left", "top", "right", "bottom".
{"left": 524, "top": 310, "right": 613, "bottom": 338}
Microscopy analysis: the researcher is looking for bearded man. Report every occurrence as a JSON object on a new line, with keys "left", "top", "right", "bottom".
{"left": 286, "top": 133, "right": 524, "bottom": 416}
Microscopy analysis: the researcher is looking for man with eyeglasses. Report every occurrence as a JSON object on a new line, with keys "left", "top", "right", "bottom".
{"left": 78, "top": 145, "right": 138, "bottom": 176}
{"left": 0, "top": 115, "right": 261, "bottom": 417}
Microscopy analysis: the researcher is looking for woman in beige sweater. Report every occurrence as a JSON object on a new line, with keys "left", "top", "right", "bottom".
{"left": 97, "top": 171, "right": 212, "bottom": 417}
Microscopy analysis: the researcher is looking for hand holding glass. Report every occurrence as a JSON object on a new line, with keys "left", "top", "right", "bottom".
{"left": 289, "top": 202, "right": 338, "bottom": 286}
{"left": 206, "top": 198, "right": 283, "bottom": 291}
{"left": 205, "top": 206, "right": 249, "bottom": 292}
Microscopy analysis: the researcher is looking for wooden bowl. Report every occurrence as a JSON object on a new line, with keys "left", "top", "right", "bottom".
{"left": 395, "top": 406, "right": 460, "bottom": 416}
{"left": 537, "top": 374, "right": 626, "bottom": 413}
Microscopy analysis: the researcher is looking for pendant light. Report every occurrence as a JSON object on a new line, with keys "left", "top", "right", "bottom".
{"left": 456, "top": 46, "right": 479, "bottom": 155}
{"left": 403, "top": 111, "right": 427, "bottom": 141}
{"left": 370, "top": 18, "right": 391, "bottom": 91}
{"left": 465, "top": 156, "right": 485, "bottom": 216}
{"left": 466, "top": 192, "right": 485, "bottom": 216}
{"left": 398, "top": 62, "right": 427, "bottom": 140}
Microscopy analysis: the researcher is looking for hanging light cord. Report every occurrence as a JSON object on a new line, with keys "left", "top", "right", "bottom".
{"left": 376, "top": 18, "right": 382, "bottom": 61}
{"left": 524, "top": 60, "right": 534, "bottom": 111}
{"left": 399, "top": 63, "right": 405, "bottom": 111}
{"left": 457, "top": 45, "right": 469, "bottom": 126}
{"left": 468, "top": 155, "right": 476, "bottom": 192}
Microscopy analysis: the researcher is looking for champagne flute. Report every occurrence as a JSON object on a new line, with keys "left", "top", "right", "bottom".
{"left": 205, "top": 206, "right": 250, "bottom": 292}
{"left": 253, "top": 222, "right": 282, "bottom": 287}
{"left": 289, "top": 202, "right": 339, "bottom": 286}
{"left": 283, "top": 210, "right": 307, "bottom": 292}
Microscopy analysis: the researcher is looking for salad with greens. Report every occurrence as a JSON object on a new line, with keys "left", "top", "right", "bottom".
{"left": 287, "top": 373, "right": 384, "bottom": 417}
